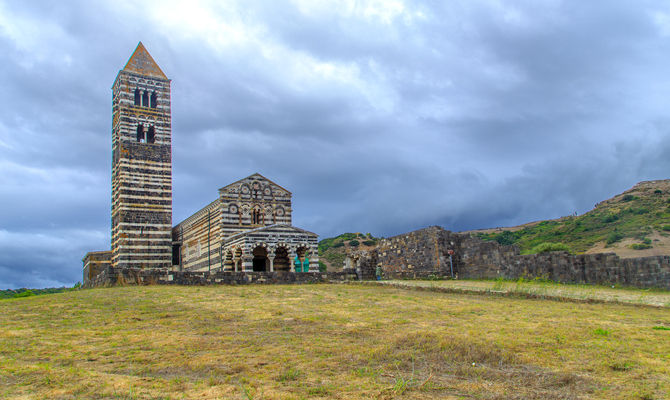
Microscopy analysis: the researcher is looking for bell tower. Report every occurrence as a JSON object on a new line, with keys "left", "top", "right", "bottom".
{"left": 111, "top": 42, "right": 172, "bottom": 269}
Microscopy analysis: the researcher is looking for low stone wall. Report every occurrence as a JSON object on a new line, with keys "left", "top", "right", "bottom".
{"left": 84, "top": 266, "right": 358, "bottom": 288}
{"left": 82, "top": 250, "right": 112, "bottom": 287}
{"left": 349, "top": 226, "right": 670, "bottom": 290}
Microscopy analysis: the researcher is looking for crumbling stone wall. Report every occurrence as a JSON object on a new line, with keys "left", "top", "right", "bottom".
{"left": 82, "top": 251, "right": 112, "bottom": 287}
{"left": 348, "top": 226, "right": 670, "bottom": 290}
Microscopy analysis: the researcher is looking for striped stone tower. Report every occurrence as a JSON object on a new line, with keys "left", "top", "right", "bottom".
{"left": 111, "top": 42, "right": 172, "bottom": 269}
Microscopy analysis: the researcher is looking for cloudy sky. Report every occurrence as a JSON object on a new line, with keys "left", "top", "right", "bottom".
{"left": 2, "top": 0, "right": 670, "bottom": 288}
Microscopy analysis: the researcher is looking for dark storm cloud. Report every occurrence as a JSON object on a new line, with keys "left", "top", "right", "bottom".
{"left": 1, "top": 0, "right": 670, "bottom": 288}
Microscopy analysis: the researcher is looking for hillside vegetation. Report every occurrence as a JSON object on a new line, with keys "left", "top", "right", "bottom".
{"left": 473, "top": 180, "right": 670, "bottom": 256}
{"left": 318, "top": 232, "right": 380, "bottom": 271}
{"left": 0, "top": 286, "right": 79, "bottom": 299}
{"left": 1, "top": 284, "right": 669, "bottom": 399}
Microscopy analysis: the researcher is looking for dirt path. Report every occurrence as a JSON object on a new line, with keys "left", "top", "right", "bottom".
{"left": 373, "top": 279, "right": 670, "bottom": 307}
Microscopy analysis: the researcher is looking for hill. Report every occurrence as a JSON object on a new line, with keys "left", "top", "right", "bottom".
{"left": 318, "top": 232, "right": 381, "bottom": 271}
{"left": 1, "top": 284, "right": 668, "bottom": 399}
{"left": 468, "top": 179, "right": 670, "bottom": 257}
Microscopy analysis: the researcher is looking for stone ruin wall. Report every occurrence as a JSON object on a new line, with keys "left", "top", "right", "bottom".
{"left": 83, "top": 266, "right": 357, "bottom": 288}
{"left": 350, "top": 226, "right": 670, "bottom": 290}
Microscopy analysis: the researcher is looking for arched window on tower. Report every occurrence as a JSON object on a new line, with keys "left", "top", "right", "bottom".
{"left": 134, "top": 89, "right": 141, "bottom": 106}
{"left": 150, "top": 92, "right": 157, "bottom": 108}
{"left": 142, "top": 91, "right": 149, "bottom": 107}
{"left": 147, "top": 126, "right": 155, "bottom": 143}
{"left": 136, "top": 124, "right": 145, "bottom": 143}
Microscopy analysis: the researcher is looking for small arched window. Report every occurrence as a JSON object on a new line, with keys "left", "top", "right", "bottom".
{"left": 142, "top": 91, "right": 149, "bottom": 107}
{"left": 150, "top": 92, "right": 157, "bottom": 108}
{"left": 134, "top": 89, "right": 141, "bottom": 106}
{"left": 136, "top": 124, "right": 145, "bottom": 143}
{"left": 252, "top": 209, "right": 262, "bottom": 225}
{"left": 147, "top": 126, "right": 155, "bottom": 143}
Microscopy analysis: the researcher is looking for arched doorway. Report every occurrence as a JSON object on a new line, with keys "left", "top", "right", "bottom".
{"left": 273, "top": 246, "right": 290, "bottom": 271}
{"left": 252, "top": 245, "right": 269, "bottom": 272}
{"left": 296, "top": 246, "right": 309, "bottom": 272}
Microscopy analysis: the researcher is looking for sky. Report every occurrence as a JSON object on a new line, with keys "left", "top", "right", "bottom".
{"left": 2, "top": 0, "right": 670, "bottom": 288}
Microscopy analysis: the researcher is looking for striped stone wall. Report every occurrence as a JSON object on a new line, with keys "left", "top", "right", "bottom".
{"left": 172, "top": 199, "right": 223, "bottom": 271}
{"left": 110, "top": 44, "right": 172, "bottom": 269}
{"left": 218, "top": 174, "right": 292, "bottom": 237}
{"left": 174, "top": 174, "right": 296, "bottom": 272}
{"left": 221, "top": 224, "right": 319, "bottom": 272}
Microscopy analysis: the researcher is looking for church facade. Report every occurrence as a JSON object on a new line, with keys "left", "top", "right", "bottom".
{"left": 83, "top": 43, "right": 318, "bottom": 286}
{"left": 172, "top": 174, "right": 318, "bottom": 273}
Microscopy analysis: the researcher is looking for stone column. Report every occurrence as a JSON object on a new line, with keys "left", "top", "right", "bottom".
{"left": 268, "top": 252, "right": 275, "bottom": 272}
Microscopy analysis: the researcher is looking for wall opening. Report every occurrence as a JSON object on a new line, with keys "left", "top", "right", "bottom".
{"left": 252, "top": 245, "right": 268, "bottom": 272}
{"left": 147, "top": 126, "right": 155, "bottom": 143}
{"left": 252, "top": 208, "right": 262, "bottom": 225}
{"left": 136, "top": 124, "right": 145, "bottom": 142}
{"left": 142, "top": 91, "right": 149, "bottom": 107}
{"left": 150, "top": 92, "right": 157, "bottom": 108}
{"left": 172, "top": 244, "right": 181, "bottom": 266}
{"left": 274, "top": 246, "right": 290, "bottom": 271}
{"left": 134, "top": 89, "right": 141, "bottom": 106}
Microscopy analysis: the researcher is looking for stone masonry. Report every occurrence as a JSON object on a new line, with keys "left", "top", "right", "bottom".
{"left": 349, "top": 226, "right": 670, "bottom": 290}
{"left": 110, "top": 42, "right": 172, "bottom": 269}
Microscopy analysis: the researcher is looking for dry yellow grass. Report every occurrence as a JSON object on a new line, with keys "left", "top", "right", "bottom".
{"left": 1, "top": 284, "right": 669, "bottom": 399}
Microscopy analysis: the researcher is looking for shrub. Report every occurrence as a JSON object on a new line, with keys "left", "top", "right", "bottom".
{"left": 332, "top": 241, "right": 344, "bottom": 248}
{"left": 625, "top": 207, "right": 649, "bottom": 215}
{"left": 318, "top": 261, "right": 327, "bottom": 272}
{"left": 530, "top": 242, "right": 571, "bottom": 254}
{"left": 606, "top": 232, "right": 624, "bottom": 245}
{"left": 621, "top": 194, "right": 636, "bottom": 202}
{"left": 662, "top": 225, "right": 670, "bottom": 232}
{"left": 13, "top": 290, "right": 35, "bottom": 298}
{"left": 494, "top": 231, "right": 517, "bottom": 246}
{"left": 602, "top": 213, "right": 619, "bottom": 223}
{"left": 630, "top": 243, "right": 652, "bottom": 250}
{"left": 362, "top": 240, "right": 376, "bottom": 246}
{"left": 349, "top": 240, "right": 359, "bottom": 247}
{"left": 654, "top": 189, "right": 663, "bottom": 194}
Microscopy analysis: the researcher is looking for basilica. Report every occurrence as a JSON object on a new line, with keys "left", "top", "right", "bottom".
{"left": 83, "top": 43, "right": 318, "bottom": 285}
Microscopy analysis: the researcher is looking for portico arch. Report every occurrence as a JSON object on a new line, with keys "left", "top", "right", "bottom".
{"left": 252, "top": 245, "right": 269, "bottom": 272}
{"left": 273, "top": 246, "right": 290, "bottom": 271}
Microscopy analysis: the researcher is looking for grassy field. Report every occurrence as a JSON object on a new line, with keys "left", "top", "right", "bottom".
{"left": 378, "top": 279, "right": 670, "bottom": 308}
{"left": 1, "top": 284, "right": 669, "bottom": 399}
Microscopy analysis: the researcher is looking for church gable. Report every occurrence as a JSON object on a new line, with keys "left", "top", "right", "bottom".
{"left": 217, "top": 173, "right": 293, "bottom": 237}
{"left": 218, "top": 173, "right": 291, "bottom": 197}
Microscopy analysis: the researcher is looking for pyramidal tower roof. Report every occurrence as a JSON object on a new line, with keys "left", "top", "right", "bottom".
{"left": 122, "top": 42, "right": 167, "bottom": 80}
